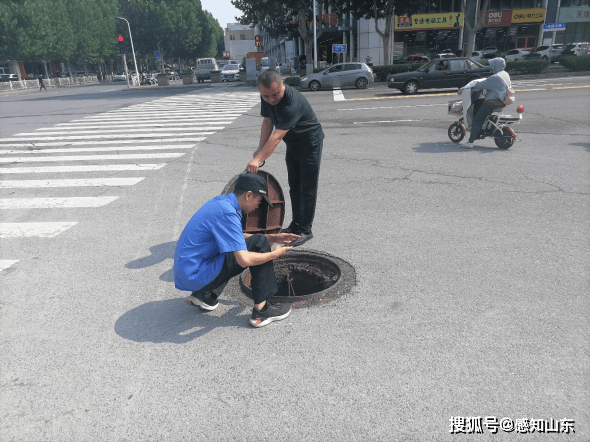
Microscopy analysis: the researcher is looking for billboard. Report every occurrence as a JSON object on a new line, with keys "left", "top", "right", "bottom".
{"left": 559, "top": 7, "right": 590, "bottom": 23}
{"left": 395, "top": 13, "right": 463, "bottom": 30}
{"left": 512, "top": 8, "right": 545, "bottom": 23}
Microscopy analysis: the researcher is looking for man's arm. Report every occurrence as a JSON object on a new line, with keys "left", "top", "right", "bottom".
{"left": 247, "top": 118, "right": 289, "bottom": 174}
{"left": 233, "top": 244, "right": 292, "bottom": 268}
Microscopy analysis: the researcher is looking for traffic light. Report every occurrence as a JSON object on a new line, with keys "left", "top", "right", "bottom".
{"left": 255, "top": 35, "right": 261, "bottom": 47}
{"left": 118, "top": 35, "right": 125, "bottom": 54}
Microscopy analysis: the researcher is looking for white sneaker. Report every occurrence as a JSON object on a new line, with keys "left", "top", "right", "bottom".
{"left": 463, "top": 142, "right": 474, "bottom": 148}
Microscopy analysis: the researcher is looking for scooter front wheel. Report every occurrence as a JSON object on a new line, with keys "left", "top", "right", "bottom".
{"left": 448, "top": 123, "right": 465, "bottom": 143}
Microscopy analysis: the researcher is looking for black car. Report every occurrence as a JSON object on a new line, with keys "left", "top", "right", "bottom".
{"left": 387, "top": 57, "right": 492, "bottom": 94}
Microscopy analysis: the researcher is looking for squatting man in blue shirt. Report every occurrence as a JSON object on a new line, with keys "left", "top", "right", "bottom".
{"left": 174, "top": 173, "right": 300, "bottom": 328}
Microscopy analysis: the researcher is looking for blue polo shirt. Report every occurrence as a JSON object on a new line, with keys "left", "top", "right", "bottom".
{"left": 174, "top": 193, "right": 247, "bottom": 292}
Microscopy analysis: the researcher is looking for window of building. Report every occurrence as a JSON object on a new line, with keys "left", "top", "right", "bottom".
{"left": 489, "top": 0, "right": 501, "bottom": 11}
{"left": 230, "top": 35, "right": 235, "bottom": 40}
{"left": 522, "top": 0, "right": 535, "bottom": 8}
{"left": 240, "top": 34, "right": 246, "bottom": 40}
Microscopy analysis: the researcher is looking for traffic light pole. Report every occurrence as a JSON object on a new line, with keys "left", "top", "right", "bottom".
{"left": 116, "top": 16, "right": 139, "bottom": 87}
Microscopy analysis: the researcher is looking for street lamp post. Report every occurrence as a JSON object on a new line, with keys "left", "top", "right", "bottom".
{"left": 116, "top": 16, "right": 139, "bottom": 87}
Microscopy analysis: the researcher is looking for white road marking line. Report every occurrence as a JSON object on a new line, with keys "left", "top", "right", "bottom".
{"left": 0, "top": 260, "right": 19, "bottom": 271}
{"left": 0, "top": 222, "right": 78, "bottom": 238}
{"left": 22, "top": 125, "right": 230, "bottom": 136}
{"left": 354, "top": 119, "right": 423, "bottom": 124}
{"left": 338, "top": 103, "right": 447, "bottom": 111}
{"left": 68, "top": 116, "right": 242, "bottom": 123}
{"left": 0, "top": 153, "right": 185, "bottom": 163}
{"left": 0, "top": 144, "right": 195, "bottom": 155}
{"left": 1, "top": 132, "right": 215, "bottom": 142}
{"left": 53, "top": 119, "right": 238, "bottom": 128}
{"left": 0, "top": 178, "right": 145, "bottom": 188}
{"left": 0, "top": 164, "right": 166, "bottom": 174}
{"left": 0, "top": 138, "right": 205, "bottom": 148}
{"left": 0, "top": 196, "right": 119, "bottom": 209}
{"left": 333, "top": 89, "right": 345, "bottom": 101}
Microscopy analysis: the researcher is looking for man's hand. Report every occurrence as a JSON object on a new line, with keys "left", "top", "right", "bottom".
{"left": 267, "top": 233, "right": 301, "bottom": 245}
{"left": 272, "top": 244, "right": 293, "bottom": 257}
{"left": 247, "top": 158, "right": 261, "bottom": 174}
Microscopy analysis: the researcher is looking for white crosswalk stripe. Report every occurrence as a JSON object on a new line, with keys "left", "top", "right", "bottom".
{"left": 0, "top": 91, "right": 261, "bottom": 267}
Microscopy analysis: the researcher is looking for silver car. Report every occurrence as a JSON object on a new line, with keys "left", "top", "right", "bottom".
{"left": 300, "top": 62, "right": 374, "bottom": 91}
{"left": 221, "top": 64, "right": 240, "bottom": 82}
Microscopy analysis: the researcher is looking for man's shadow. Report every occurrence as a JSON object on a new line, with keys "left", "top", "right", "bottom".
{"left": 114, "top": 298, "right": 250, "bottom": 343}
{"left": 125, "top": 241, "right": 176, "bottom": 282}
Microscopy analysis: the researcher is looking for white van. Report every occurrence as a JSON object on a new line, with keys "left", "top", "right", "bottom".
{"left": 195, "top": 58, "right": 219, "bottom": 82}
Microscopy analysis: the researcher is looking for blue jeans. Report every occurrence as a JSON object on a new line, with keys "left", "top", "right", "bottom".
{"left": 469, "top": 102, "right": 496, "bottom": 143}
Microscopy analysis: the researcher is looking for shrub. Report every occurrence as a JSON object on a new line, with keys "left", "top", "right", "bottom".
{"left": 505, "top": 59, "right": 549, "bottom": 75}
{"left": 558, "top": 55, "right": 590, "bottom": 71}
{"left": 283, "top": 76, "right": 301, "bottom": 87}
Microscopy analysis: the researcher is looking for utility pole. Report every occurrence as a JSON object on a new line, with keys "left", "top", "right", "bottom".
{"left": 116, "top": 16, "right": 139, "bottom": 87}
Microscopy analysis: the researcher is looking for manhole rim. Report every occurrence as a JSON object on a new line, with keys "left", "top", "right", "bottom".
{"left": 239, "top": 248, "right": 356, "bottom": 307}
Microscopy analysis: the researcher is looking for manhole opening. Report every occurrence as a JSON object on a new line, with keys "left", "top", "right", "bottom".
{"left": 239, "top": 250, "right": 355, "bottom": 308}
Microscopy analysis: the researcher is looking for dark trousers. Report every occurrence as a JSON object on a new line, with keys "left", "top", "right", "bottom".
{"left": 285, "top": 140, "right": 323, "bottom": 234}
{"left": 469, "top": 101, "right": 496, "bottom": 143}
{"left": 191, "top": 234, "right": 278, "bottom": 305}
{"left": 38, "top": 79, "right": 46, "bottom": 90}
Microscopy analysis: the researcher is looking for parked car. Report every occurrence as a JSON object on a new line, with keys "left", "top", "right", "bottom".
{"left": 525, "top": 44, "right": 564, "bottom": 62}
{"left": 195, "top": 57, "right": 218, "bottom": 82}
{"left": 113, "top": 72, "right": 127, "bottom": 81}
{"left": 403, "top": 54, "right": 430, "bottom": 64}
{"left": 567, "top": 42, "right": 589, "bottom": 56}
{"left": 387, "top": 57, "right": 492, "bottom": 95}
{"left": 434, "top": 52, "right": 457, "bottom": 59}
{"left": 221, "top": 64, "right": 240, "bottom": 81}
{"left": 471, "top": 51, "right": 486, "bottom": 62}
{"left": 481, "top": 46, "right": 498, "bottom": 56}
{"left": 300, "top": 62, "right": 374, "bottom": 91}
{"left": 504, "top": 48, "right": 530, "bottom": 61}
{"left": 0, "top": 73, "right": 18, "bottom": 82}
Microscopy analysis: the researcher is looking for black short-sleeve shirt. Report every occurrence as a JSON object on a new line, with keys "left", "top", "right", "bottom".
{"left": 260, "top": 85, "right": 324, "bottom": 149}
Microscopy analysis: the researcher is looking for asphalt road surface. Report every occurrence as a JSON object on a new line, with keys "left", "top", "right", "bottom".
{"left": 1, "top": 77, "right": 589, "bottom": 440}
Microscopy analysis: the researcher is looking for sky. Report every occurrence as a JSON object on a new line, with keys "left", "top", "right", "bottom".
{"left": 200, "top": 0, "right": 243, "bottom": 28}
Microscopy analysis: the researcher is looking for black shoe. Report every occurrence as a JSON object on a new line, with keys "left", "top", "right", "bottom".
{"left": 280, "top": 222, "right": 300, "bottom": 235}
{"left": 187, "top": 291, "right": 219, "bottom": 311}
{"left": 289, "top": 232, "right": 313, "bottom": 247}
{"left": 250, "top": 300, "right": 292, "bottom": 328}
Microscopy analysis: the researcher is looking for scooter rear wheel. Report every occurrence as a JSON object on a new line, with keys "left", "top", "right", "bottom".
{"left": 494, "top": 127, "right": 515, "bottom": 149}
{"left": 448, "top": 123, "right": 465, "bottom": 143}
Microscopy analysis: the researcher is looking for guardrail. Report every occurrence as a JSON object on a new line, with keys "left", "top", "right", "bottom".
{"left": 0, "top": 75, "right": 100, "bottom": 92}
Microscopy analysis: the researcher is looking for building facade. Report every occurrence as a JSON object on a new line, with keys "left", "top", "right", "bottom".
{"left": 223, "top": 23, "right": 257, "bottom": 62}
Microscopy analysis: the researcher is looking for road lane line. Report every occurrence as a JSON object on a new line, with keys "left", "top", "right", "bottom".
{"left": 22, "top": 125, "right": 231, "bottom": 136}
{"left": 0, "top": 178, "right": 145, "bottom": 188}
{"left": 0, "top": 138, "right": 206, "bottom": 148}
{"left": 0, "top": 222, "right": 78, "bottom": 238}
{"left": 0, "top": 132, "right": 215, "bottom": 142}
{"left": 333, "top": 89, "right": 345, "bottom": 101}
{"left": 0, "top": 144, "right": 195, "bottom": 155}
{"left": 0, "top": 196, "right": 119, "bottom": 209}
{"left": 0, "top": 153, "right": 185, "bottom": 163}
{"left": 354, "top": 119, "right": 423, "bottom": 124}
{"left": 0, "top": 260, "right": 19, "bottom": 271}
{"left": 0, "top": 164, "right": 166, "bottom": 174}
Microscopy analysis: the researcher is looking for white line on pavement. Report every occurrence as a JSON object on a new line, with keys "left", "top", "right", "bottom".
{"left": 354, "top": 119, "right": 423, "bottom": 124}
{"left": 0, "top": 196, "right": 119, "bottom": 209}
{"left": 0, "top": 178, "right": 145, "bottom": 188}
{"left": 0, "top": 222, "right": 78, "bottom": 238}
{"left": 339, "top": 103, "right": 447, "bottom": 111}
{"left": 22, "top": 125, "right": 230, "bottom": 136}
{"left": 333, "top": 89, "right": 345, "bottom": 101}
{"left": 0, "top": 153, "right": 185, "bottom": 163}
{"left": 0, "top": 164, "right": 166, "bottom": 174}
{"left": 0, "top": 259, "right": 19, "bottom": 271}
{"left": 0, "top": 132, "right": 215, "bottom": 142}
{"left": 0, "top": 138, "right": 205, "bottom": 148}
{"left": 0, "top": 144, "right": 195, "bottom": 155}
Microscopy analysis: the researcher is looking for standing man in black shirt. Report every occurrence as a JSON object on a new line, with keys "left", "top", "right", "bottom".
{"left": 247, "top": 70, "right": 324, "bottom": 247}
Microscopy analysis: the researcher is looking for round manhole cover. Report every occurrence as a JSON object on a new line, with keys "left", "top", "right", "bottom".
{"left": 240, "top": 250, "right": 356, "bottom": 308}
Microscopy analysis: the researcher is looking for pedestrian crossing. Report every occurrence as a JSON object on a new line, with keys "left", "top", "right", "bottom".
{"left": 0, "top": 91, "right": 261, "bottom": 272}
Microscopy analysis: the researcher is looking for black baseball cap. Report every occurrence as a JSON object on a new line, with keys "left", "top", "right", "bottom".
{"left": 234, "top": 173, "right": 273, "bottom": 207}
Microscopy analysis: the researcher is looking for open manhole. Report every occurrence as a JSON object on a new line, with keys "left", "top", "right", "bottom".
{"left": 239, "top": 249, "right": 356, "bottom": 308}
{"left": 222, "top": 171, "right": 356, "bottom": 308}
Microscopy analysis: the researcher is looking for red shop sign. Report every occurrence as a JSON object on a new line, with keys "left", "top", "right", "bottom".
{"left": 485, "top": 10, "right": 513, "bottom": 26}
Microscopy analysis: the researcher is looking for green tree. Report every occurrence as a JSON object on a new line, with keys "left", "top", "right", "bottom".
{"left": 462, "top": 0, "right": 491, "bottom": 56}
{"left": 195, "top": 10, "right": 223, "bottom": 59}
{"left": 118, "top": 0, "right": 205, "bottom": 70}
{"left": 341, "top": 0, "right": 428, "bottom": 64}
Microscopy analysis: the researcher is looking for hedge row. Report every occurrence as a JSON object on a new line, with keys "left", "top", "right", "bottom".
{"left": 558, "top": 55, "right": 590, "bottom": 71}
{"left": 505, "top": 59, "right": 549, "bottom": 75}
{"left": 283, "top": 76, "right": 301, "bottom": 87}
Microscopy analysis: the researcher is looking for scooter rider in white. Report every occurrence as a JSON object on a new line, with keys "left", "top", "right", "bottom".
{"left": 463, "top": 58, "right": 512, "bottom": 148}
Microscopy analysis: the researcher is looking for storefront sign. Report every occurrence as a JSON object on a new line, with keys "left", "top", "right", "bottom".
{"left": 559, "top": 7, "right": 590, "bottom": 23}
{"left": 395, "top": 12, "right": 463, "bottom": 30}
{"left": 485, "top": 10, "right": 513, "bottom": 27}
{"left": 512, "top": 8, "right": 545, "bottom": 23}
